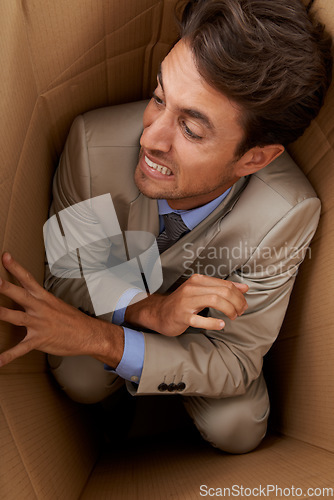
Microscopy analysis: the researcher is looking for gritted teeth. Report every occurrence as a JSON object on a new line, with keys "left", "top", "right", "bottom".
{"left": 145, "top": 155, "right": 172, "bottom": 176}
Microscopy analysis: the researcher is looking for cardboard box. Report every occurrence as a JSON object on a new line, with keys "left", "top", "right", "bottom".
{"left": 0, "top": 0, "right": 333, "bottom": 498}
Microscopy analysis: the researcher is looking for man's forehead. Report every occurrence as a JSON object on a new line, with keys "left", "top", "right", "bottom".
{"left": 156, "top": 39, "right": 243, "bottom": 138}
{"left": 157, "top": 61, "right": 215, "bottom": 131}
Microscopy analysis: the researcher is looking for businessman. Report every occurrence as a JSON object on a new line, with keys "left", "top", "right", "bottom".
{"left": 0, "top": 0, "right": 332, "bottom": 453}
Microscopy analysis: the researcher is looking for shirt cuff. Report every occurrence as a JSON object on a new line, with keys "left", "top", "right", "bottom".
{"left": 112, "top": 288, "right": 145, "bottom": 325}
{"left": 104, "top": 327, "right": 145, "bottom": 384}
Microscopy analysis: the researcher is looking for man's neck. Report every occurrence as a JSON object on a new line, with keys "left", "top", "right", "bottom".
{"left": 166, "top": 183, "right": 235, "bottom": 211}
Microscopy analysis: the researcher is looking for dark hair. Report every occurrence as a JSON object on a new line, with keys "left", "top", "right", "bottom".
{"left": 178, "top": 0, "right": 333, "bottom": 156}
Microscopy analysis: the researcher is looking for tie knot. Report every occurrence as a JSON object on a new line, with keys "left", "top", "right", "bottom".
{"left": 157, "top": 212, "right": 189, "bottom": 253}
{"left": 163, "top": 212, "right": 189, "bottom": 239}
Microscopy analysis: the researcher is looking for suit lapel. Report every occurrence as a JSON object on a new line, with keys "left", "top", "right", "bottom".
{"left": 127, "top": 194, "right": 159, "bottom": 235}
{"left": 158, "top": 176, "right": 249, "bottom": 292}
{"left": 126, "top": 176, "right": 249, "bottom": 293}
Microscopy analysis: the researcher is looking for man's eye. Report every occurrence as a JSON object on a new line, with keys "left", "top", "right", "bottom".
{"left": 181, "top": 121, "right": 202, "bottom": 140}
{"left": 152, "top": 92, "right": 164, "bottom": 106}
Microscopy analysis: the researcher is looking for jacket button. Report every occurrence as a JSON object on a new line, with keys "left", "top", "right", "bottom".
{"left": 167, "top": 383, "right": 177, "bottom": 392}
{"left": 176, "top": 382, "right": 186, "bottom": 391}
{"left": 158, "top": 383, "right": 168, "bottom": 392}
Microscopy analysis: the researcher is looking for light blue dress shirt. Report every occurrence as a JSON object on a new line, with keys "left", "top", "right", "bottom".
{"left": 106, "top": 188, "right": 231, "bottom": 383}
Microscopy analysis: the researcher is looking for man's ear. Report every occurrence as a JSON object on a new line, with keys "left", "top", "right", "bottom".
{"left": 235, "top": 144, "right": 285, "bottom": 177}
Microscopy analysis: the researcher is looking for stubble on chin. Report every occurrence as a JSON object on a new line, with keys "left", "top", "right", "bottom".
{"left": 133, "top": 167, "right": 172, "bottom": 200}
{"left": 133, "top": 150, "right": 176, "bottom": 200}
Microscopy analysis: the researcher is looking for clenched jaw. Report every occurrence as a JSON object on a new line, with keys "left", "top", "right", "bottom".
{"left": 144, "top": 155, "right": 172, "bottom": 176}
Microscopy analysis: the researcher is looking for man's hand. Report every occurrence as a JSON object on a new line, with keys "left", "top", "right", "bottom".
{"left": 125, "top": 273, "right": 248, "bottom": 337}
{"left": 0, "top": 253, "right": 124, "bottom": 368}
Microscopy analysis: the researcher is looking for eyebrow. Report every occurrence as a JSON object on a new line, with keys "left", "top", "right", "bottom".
{"left": 157, "top": 68, "right": 164, "bottom": 92}
{"left": 157, "top": 66, "right": 214, "bottom": 131}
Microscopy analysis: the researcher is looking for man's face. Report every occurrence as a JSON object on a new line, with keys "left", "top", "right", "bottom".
{"left": 134, "top": 39, "right": 246, "bottom": 210}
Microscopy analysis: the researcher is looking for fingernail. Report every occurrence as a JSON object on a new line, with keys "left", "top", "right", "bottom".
{"left": 3, "top": 252, "right": 11, "bottom": 263}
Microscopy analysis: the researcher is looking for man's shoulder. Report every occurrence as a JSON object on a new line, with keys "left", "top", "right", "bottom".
{"left": 253, "top": 150, "right": 318, "bottom": 208}
{"left": 80, "top": 100, "right": 148, "bottom": 152}
{"left": 56, "top": 101, "right": 148, "bottom": 206}
{"left": 215, "top": 151, "right": 320, "bottom": 246}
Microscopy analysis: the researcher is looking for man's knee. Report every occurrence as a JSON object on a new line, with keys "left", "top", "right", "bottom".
{"left": 184, "top": 374, "right": 270, "bottom": 454}
{"left": 48, "top": 354, "right": 124, "bottom": 404}
{"left": 201, "top": 400, "right": 269, "bottom": 454}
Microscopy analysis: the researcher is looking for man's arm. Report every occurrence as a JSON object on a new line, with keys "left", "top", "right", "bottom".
{"left": 0, "top": 253, "right": 247, "bottom": 369}
{"left": 44, "top": 104, "right": 148, "bottom": 320}
{"left": 123, "top": 197, "right": 321, "bottom": 398}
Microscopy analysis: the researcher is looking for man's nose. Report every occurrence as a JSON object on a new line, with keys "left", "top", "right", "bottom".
{"left": 140, "top": 110, "right": 174, "bottom": 153}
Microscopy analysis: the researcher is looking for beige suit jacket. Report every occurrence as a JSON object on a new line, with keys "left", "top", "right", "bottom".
{"left": 45, "top": 100, "right": 321, "bottom": 399}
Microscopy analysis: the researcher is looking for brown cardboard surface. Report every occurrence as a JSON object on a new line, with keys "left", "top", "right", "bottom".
{"left": 0, "top": 97, "right": 56, "bottom": 374}
{"left": 0, "top": 1, "right": 38, "bottom": 252}
{"left": 105, "top": 0, "right": 161, "bottom": 31}
{"left": 265, "top": 222, "right": 334, "bottom": 450}
{"left": 0, "top": 406, "right": 37, "bottom": 499}
{"left": 289, "top": 128, "right": 334, "bottom": 214}
{"left": 21, "top": 0, "right": 105, "bottom": 93}
{"left": 106, "top": 2, "right": 164, "bottom": 100}
{"left": 145, "top": 0, "right": 181, "bottom": 94}
{"left": 107, "top": 48, "right": 149, "bottom": 102}
{"left": 312, "top": 208, "right": 334, "bottom": 247}
{"left": 274, "top": 229, "right": 334, "bottom": 336}
{"left": 0, "top": 374, "right": 100, "bottom": 499}
{"left": 0, "top": 329, "right": 46, "bottom": 375}
{"left": 41, "top": 64, "right": 109, "bottom": 156}
{"left": 105, "top": 2, "right": 161, "bottom": 59}
{"left": 0, "top": 0, "right": 334, "bottom": 497}
{"left": 81, "top": 434, "right": 334, "bottom": 499}
{"left": 267, "top": 0, "right": 334, "bottom": 449}
{"left": 312, "top": 0, "right": 334, "bottom": 33}
{"left": 267, "top": 329, "right": 334, "bottom": 450}
{"left": 1, "top": 98, "right": 55, "bottom": 273}
{"left": 289, "top": 102, "right": 334, "bottom": 170}
{"left": 47, "top": 41, "right": 107, "bottom": 92}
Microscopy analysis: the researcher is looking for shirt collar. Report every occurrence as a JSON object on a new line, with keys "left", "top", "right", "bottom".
{"left": 157, "top": 188, "right": 231, "bottom": 231}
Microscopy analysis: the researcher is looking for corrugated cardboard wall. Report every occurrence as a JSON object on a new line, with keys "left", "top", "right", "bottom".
{"left": 1, "top": 3, "right": 334, "bottom": 497}
{"left": 266, "top": 0, "right": 334, "bottom": 452}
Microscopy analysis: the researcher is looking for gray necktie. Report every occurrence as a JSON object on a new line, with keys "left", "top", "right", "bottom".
{"left": 157, "top": 212, "right": 189, "bottom": 253}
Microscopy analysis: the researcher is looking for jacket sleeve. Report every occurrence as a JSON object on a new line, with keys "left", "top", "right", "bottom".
{"left": 44, "top": 111, "right": 147, "bottom": 321}
{"left": 133, "top": 196, "right": 320, "bottom": 397}
{"left": 44, "top": 114, "right": 101, "bottom": 316}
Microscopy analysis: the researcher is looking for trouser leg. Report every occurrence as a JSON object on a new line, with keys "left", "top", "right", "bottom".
{"left": 183, "top": 372, "right": 270, "bottom": 454}
{"left": 48, "top": 354, "right": 125, "bottom": 404}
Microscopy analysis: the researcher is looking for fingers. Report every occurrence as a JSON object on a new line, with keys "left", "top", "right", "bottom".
{"left": 179, "top": 275, "right": 248, "bottom": 323}
{"left": 201, "top": 294, "right": 245, "bottom": 320}
{"left": 0, "top": 277, "right": 36, "bottom": 309}
{"left": 189, "top": 314, "right": 225, "bottom": 331}
{"left": 2, "top": 253, "right": 43, "bottom": 297}
{"left": 188, "top": 274, "right": 248, "bottom": 290}
{"left": 188, "top": 285, "right": 247, "bottom": 318}
{"left": 213, "top": 296, "right": 245, "bottom": 320}
{"left": 0, "top": 340, "right": 33, "bottom": 367}
{"left": 0, "top": 306, "right": 30, "bottom": 327}
{"left": 231, "top": 282, "right": 249, "bottom": 293}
